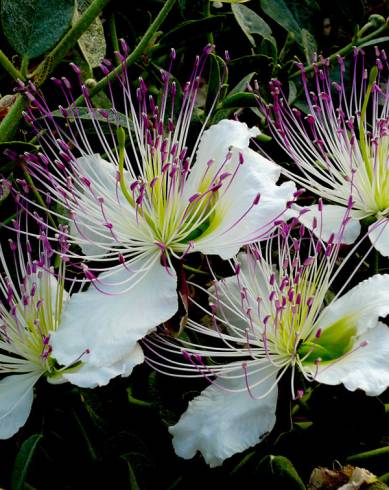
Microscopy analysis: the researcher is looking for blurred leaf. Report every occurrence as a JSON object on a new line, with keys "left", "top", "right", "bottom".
{"left": 301, "top": 28, "right": 317, "bottom": 65}
{"left": 205, "top": 53, "right": 227, "bottom": 116}
{"left": 222, "top": 92, "right": 258, "bottom": 108}
{"left": 231, "top": 4, "right": 276, "bottom": 47}
{"left": 75, "top": 0, "right": 106, "bottom": 68}
{"left": 0, "top": 141, "right": 39, "bottom": 153}
{"left": 259, "top": 0, "right": 303, "bottom": 46}
{"left": 255, "top": 455, "right": 305, "bottom": 489}
{"left": 228, "top": 72, "right": 256, "bottom": 95}
{"left": 260, "top": 38, "right": 277, "bottom": 63}
{"left": 11, "top": 434, "right": 42, "bottom": 490}
{"left": 0, "top": 177, "right": 11, "bottom": 202}
{"left": 228, "top": 54, "right": 274, "bottom": 74}
{"left": 121, "top": 452, "right": 155, "bottom": 490}
{"left": 211, "top": 0, "right": 251, "bottom": 3}
{"left": 358, "top": 36, "right": 389, "bottom": 49}
{"left": 126, "top": 460, "right": 141, "bottom": 490}
{"left": 161, "top": 16, "right": 226, "bottom": 43}
{"left": 51, "top": 107, "right": 134, "bottom": 131}
{"left": 287, "top": 81, "right": 297, "bottom": 104}
{"left": 1, "top": 0, "right": 74, "bottom": 58}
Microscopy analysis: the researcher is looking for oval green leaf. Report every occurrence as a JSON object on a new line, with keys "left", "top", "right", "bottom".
{"left": 1, "top": 0, "right": 75, "bottom": 59}
{"left": 11, "top": 434, "right": 43, "bottom": 490}
{"left": 259, "top": 0, "right": 303, "bottom": 46}
{"left": 232, "top": 4, "right": 276, "bottom": 47}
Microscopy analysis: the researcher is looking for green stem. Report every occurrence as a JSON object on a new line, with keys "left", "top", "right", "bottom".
{"left": 108, "top": 13, "right": 120, "bottom": 64}
{"left": 127, "top": 388, "right": 153, "bottom": 408}
{"left": 74, "top": 0, "right": 177, "bottom": 106}
{"left": 290, "top": 20, "right": 389, "bottom": 79}
{"left": 0, "top": 50, "right": 23, "bottom": 81}
{"left": 0, "top": 95, "right": 27, "bottom": 143}
{"left": 346, "top": 445, "right": 389, "bottom": 463}
{"left": 32, "top": 0, "right": 110, "bottom": 82}
{"left": 182, "top": 264, "right": 208, "bottom": 275}
{"left": 20, "top": 55, "right": 29, "bottom": 78}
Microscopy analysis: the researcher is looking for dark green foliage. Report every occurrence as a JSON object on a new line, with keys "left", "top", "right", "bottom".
{"left": 1, "top": 0, "right": 75, "bottom": 58}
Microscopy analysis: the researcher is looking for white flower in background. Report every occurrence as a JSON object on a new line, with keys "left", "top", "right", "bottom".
{"left": 147, "top": 220, "right": 389, "bottom": 467}
{"left": 265, "top": 48, "right": 389, "bottom": 254}
{"left": 0, "top": 235, "right": 73, "bottom": 439}
{"left": 21, "top": 45, "right": 296, "bottom": 387}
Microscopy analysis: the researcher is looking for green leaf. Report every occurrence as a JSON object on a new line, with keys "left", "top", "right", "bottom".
{"left": 287, "top": 81, "right": 297, "bottom": 104}
{"left": 259, "top": 0, "right": 303, "bottom": 46}
{"left": 255, "top": 455, "right": 305, "bottom": 489}
{"left": 211, "top": 0, "right": 251, "bottom": 3}
{"left": 0, "top": 176, "right": 11, "bottom": 202}
{"left": 358, "top": 36, "right": 389, "bottom": 49}
{"left": 161, "top": 16, "right": 226, "bottom": 43}
{"left": 75, "top": 0, "right": 106, "bottom": 68}
{"left": 228, "top": 72, "right": 256, "bottom": 96}
{"left": 205, "top": 53, "right": 227, "bottom": 116}
{"left": 51, "top": 107, "right": 134, "bottom": 131}
{"left": 222, "top": 92, "right": 258, "bottom": 108}
{"left": 11, "top": 434, "right": 43, "bottom": 490}
{"left": 301, "top": 28, "right": 317, "bottom": 65}
{"left": 1, "top": 0, "right": 75, "bottom": 59}
{"left": 231, "top": 4, "right": 276, "bottom": 47}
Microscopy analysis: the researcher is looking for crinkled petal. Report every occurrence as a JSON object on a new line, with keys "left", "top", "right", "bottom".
{"left": 317, "top": 274, "right": 389, "bottom": 336}
{"left": 311, "top": 321, "right": 389, "bottom": 396}
{"left": 169, "top": 362, "right": 278, "bottom": 467}
{"left": 51, "top": 255, "right": 178, "bottom": 387}
{"left": 289, "top": 204, "right": 361, "bottom": 245}
{"left": 369, "top": 219, "right": 389, "bottom": 257}
{"left": 0, "top": 372, "right": 41, "bottom": 439}
{"left": 187, "top": 120, "right": 263, "bottom": 195}
{"left": 193, "top": 145, "right": 296, "bottom": 259}
{"left": 62, "top": 344, "right": 144, "bottom": 388}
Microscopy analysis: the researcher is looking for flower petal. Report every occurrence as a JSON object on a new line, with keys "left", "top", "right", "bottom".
{"left": 70, "top": 154, "right": 136, "bottom": 256}
{"left": 312, "top": 321, "right": 389, "bottom": 396}
{"left": 51, "top": 255, "right": 178, "bottom": 387}
{"left": 62, "top": 344, "right": 144, "bottom": 388}
{"left": 193, "top": 145, "right": 296, "bottom": 259}
{"left": 369, "top": 219, "right": 389, "bottom": 257}
{"left": 187, "top": 120, "right": 265, "bottom": 194}
{"left": 210, "top": 252, "right": 272, "bottom": 336}
{"left": 0, "top": 372, "right": 41, "bottom": 439}
{"left": 169, "top": 362, "right": 278, "bottom": 467}
{"left": 290, "top": 204, "right": 361, "bottom": 245}
{"left": 317, "top": 274, "right": 389, "bottom": 336}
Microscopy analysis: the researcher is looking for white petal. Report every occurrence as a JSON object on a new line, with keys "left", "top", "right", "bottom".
{"left": 290, "top": 204, "right": 361, "bottom": 245}
{"left": 0, "top": 372, "right": 41, "bottom": 439}
{"left": 169, "top": 362, "right": 278, "bottom": 467}
{"left": 193, "top": 146, "right": 296, "bottom": 259}
{"left": 51, "top": 255, "right": 178, "bottom": 387}
{"left": 369, "top": 219, "right": 389, "bottom": 257}
{"left": 210, "top": 252, "right": 272, "bottom": 336}
{"left": 187, "top": 119, "right": 261, "bottom": 195}
{"left": 312, "top": 321, "right": 389, "bottom": 396}
{"left": 317, "top": 274, "right": 389, "bottom": 336}
{"left": 62, "top": 344, "right": 144, "bottom": 388}
{"left": 71, "top": 154, "right": 135, "bottom": 256}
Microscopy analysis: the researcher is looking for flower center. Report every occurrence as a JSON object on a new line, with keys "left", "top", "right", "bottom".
{"left": 298, "top": 316, "right": 356, "bottom": 363}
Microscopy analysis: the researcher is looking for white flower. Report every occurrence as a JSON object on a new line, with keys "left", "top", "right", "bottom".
{"left": 0, "top": 236, "right": 71, "bottom": 438}
{"left": 22, "top": 46, "right": 296, "bottom": 387}
{"left": 266, "top": 48, "right": 389, "bottom": 254}
{"left": 148, "top": 222, "right": 389, "bottom": 466}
